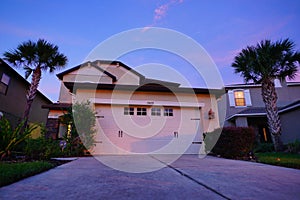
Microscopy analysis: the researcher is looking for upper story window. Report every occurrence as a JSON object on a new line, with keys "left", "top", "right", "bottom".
{"left": 234, "top": 91, "right": 245, "bottom": 106}
{"left": 0, "top": 73, "right": 10, "bottom": 95}
{"left": 164, "top": 108, "right": 173, "bottom": 116}
{"left": 137, "top": 107, "right": 147, "bottom": 116}
{"left": 151, "top": 107, "right": 161, "bottom": 116}
{"left": 228, "top": 89, "right": 252, "bottom": 107}
{"left": 124, "top": 107, "right": 134, "bottom": 115}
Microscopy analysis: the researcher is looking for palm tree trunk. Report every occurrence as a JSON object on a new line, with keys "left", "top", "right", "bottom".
{"left": 261, "top": 79, "right": 283, "bottom": 151}
{"left": 23, "top": 66, "right": 42, "bottom": 130}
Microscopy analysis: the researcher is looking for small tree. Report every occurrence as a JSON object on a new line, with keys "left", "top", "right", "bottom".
{"left": 61, "top": 101, "right": 96, "bottom": 154}
{"left": 232, "top": 39, "right": 300, "bottom": 151}
{"left": 3, "top": 39, "right": 67, "bottom": 129}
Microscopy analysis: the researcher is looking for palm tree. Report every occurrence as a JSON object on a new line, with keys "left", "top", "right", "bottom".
{"left": 3, "top": 39, "right": 68, "bottom": 129}
{"left": 232, "top": 39, "right": 300, "bottom": 151}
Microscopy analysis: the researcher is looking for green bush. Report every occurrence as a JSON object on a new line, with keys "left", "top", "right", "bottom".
{"left": 254, "top": 143, "right": 274, "bottom": 153}
{"left": 25, "top": 137, "right": 63, "bottom": 160}
{"left": 204, "top": 127, "right": 255, "bottom": 159}
{"left": 60, "top": 101, "right": 96, "bottom": 155}
{"left": 286, "top": 140, "right": 300, "bottom": 153}
{"left": 0, "top": 117, "right": 38, "bottom": 160}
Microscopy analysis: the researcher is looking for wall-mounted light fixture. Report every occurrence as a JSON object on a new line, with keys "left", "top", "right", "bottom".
{"left": 208, "top": 108, "right": 215, "bottom": 119}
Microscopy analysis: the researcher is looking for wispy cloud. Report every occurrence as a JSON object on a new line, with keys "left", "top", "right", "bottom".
{"left": 143, "top": 0, "right": 184, "bottom": 31}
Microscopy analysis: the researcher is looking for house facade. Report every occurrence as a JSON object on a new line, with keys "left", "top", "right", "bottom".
{"left": 0, "top": 59, "right": 52, "bottom": 133}
{"left": 219, "top": 80, "right": 300, "bottom": 144}
{"left": 43, "top": 60, "right": 222, "bottom": 155}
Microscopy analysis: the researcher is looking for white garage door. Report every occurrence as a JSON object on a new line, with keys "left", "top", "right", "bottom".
{"left": 93, "top": 105, "right": 202, "bottom": 155}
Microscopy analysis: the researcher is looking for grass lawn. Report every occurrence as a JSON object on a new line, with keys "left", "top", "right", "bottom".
{"left": 0, "top": 161, "right": 55, "bottom": 187}
{"left": 255, "top": 152, "right": 300, "bottom": 169}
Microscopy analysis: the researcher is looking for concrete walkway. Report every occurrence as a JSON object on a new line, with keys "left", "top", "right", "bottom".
{"left": 0, "top": 155, "right": 299, "bottom": 199}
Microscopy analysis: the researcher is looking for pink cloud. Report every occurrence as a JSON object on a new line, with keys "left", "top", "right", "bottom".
{"left": 143, "top": 0, "right": 184, "bottom": 31}
{"left": 154, "top": 4, "right": 169, "bottom": 20}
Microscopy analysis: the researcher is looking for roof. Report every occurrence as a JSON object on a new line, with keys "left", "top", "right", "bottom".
{"left": 279, "top": 99, "right": 300, "bottom": 113}
{"left": 63, "top": 82, "right": 224, "bottom": 96}
{"left": 227, "top": 100, "right": 300, "bottom": 120}
{"left": 57, "top": 60, "right": 145, "bottom": 80}
{"left": 226, "top": 107, "right": 266, "bottom": 121}
{"left": 141, "top": 78, "right": 180, "bottom": 87}
{"left": 225, "top": 82, "right": 300, "bottom": 90}
{"left": 42, "top": 103, "right": 71, "bottom": 110}
{"left": 0, "top": 58, "right": 52, "bottom": 104}
{"left": 56, "top": 59, "right": 224, "bottom": 97}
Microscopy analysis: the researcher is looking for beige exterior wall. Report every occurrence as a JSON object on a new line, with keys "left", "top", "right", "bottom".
{"left": 73, "top": 89, "right": 219, "bottom": 154}
{"left": 58, "top": 83, "right": 72, "bottom": 103}
{"left": 98, "top": 63, "right": 140, "bottom": 85}
{"left": 74, "top": 89, "right": 219, "bottom": 133}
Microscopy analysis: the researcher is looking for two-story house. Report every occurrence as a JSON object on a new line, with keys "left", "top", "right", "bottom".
{"left": 43, "top": 60, "right": 223, "bottom": 155}
{"left": 219, "top": 80, "right": 300, "bottom": 144}
{"left": 0, "top": 58, "right": 52, "bottom": 136}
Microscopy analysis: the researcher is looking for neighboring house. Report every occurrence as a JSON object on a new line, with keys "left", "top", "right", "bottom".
{"left": 43, "top": 60, "right": 222, "bottom": 155}
{"left": 219, "top": 80, "right": 300, "bottom": 144}
{"left": 0, "top": 59, "right": 52, "bottom": 136}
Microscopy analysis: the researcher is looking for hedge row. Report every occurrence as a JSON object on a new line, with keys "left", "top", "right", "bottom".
{"left": 204, "top": 127, "right": 255, "bottom": 159}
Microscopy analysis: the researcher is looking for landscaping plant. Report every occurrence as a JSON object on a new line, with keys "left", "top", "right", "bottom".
{"left": 0, "top": 117, "right": 38, "bottom": 160}
{"left": 204, "top": 127, "right": 255, "bottom": 159}
{"left": 60, "top": 101, "right": 96, "bottom": 155}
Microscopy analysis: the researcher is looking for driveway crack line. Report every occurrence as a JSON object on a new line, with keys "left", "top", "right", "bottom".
{"left": 150, "top": 156, "right": 231, "bottom": 200}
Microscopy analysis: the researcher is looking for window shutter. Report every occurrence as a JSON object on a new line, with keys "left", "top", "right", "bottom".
{"left": 228, "top": 90, "right": 235, "bottom": 107}
{"left": 244, "top": 89, "right": 252, "bottom": 106}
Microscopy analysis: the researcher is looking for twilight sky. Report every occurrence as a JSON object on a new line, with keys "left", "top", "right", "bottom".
{"left": 1, "top": 0, "right": 300, "bottom": 101}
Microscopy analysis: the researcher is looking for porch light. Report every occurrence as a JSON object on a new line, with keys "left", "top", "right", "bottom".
{"left": 208, "top": 109, "right": 215, "bottom": 119}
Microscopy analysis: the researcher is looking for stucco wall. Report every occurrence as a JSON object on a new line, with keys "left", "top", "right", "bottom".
{"left": 280, "top": 108, "right": 300, "bottom": 144}
{"left": 220, "top": 84, "right": 300, "bottom": 127}
{"left": 0, "top": 63, "right": 50, "bottom": 127}
{"left": 74, "top": 89, "right": 219, "bottom": 133}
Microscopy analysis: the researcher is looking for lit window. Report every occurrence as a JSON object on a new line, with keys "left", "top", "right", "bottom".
{"left": 234, "top": 91, "right": 245, "bottom": 106}
{"left": 124, "top": 107, "right": 134, "bottom": 115}
{"left": 0, "top": 73, "right": 10, "bottom": 95}
{"left": 137, "top": 107, "right": 147, "bottom": 116}
{"left": 151, "top": 108, "right": 161, "bottom": 116}
{"left": 164, "top": 108, "right": 173, "bottom": 116}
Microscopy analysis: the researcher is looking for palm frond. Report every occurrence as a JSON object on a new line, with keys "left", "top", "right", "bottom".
{"left": 232, "top": 38, "right": 300, "bottom": 83}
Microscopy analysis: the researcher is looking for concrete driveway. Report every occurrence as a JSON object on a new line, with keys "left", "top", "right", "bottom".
{"left": 0, "top": 155, "right": 299, "bottom": 200}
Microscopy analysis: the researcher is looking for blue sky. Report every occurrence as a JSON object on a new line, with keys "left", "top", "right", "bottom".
{"left": 1, "top": 0, "right": 300, "bottom": 101}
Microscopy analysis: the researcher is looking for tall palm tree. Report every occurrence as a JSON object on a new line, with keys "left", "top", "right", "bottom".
{"left": 232, "top": 39, "right": 300, "bottom": 151}
{"left": 3, "top": 39, "right": 68, "bottom": 129}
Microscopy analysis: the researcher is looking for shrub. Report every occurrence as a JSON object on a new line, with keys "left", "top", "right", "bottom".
{"left": 254, "top": 143, "right": 274, "bottom": 153}
{"left": 204, "top": 127, "right": 255, "bottom": 159}
{"left": 0, "top": 118, "right": 38, "bottom": 160}
{"left": 286, "top": 140, "right": 300, "bottom": 153}
{"left": 25, "top": 137, "right": 63, "bottom": 160}
{"left": 60, "top": 101, "right": 96, "bottom": 155}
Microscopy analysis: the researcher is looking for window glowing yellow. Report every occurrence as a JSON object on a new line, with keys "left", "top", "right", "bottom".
{"left": 234, "top": 91, "right": 245, "bottom": 106}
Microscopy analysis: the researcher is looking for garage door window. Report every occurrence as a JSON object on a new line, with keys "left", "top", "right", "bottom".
{"left": 137, "top": 107, "right": 147, "bottom": 116}
{"left": 164, "top": 108, "right": 173, "bottom": 116}
{"left": 124, "top": 107, "right": 134, "bottom": 115}
{"left": 151, "top": 108, "right": 161, "bottom": 116}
